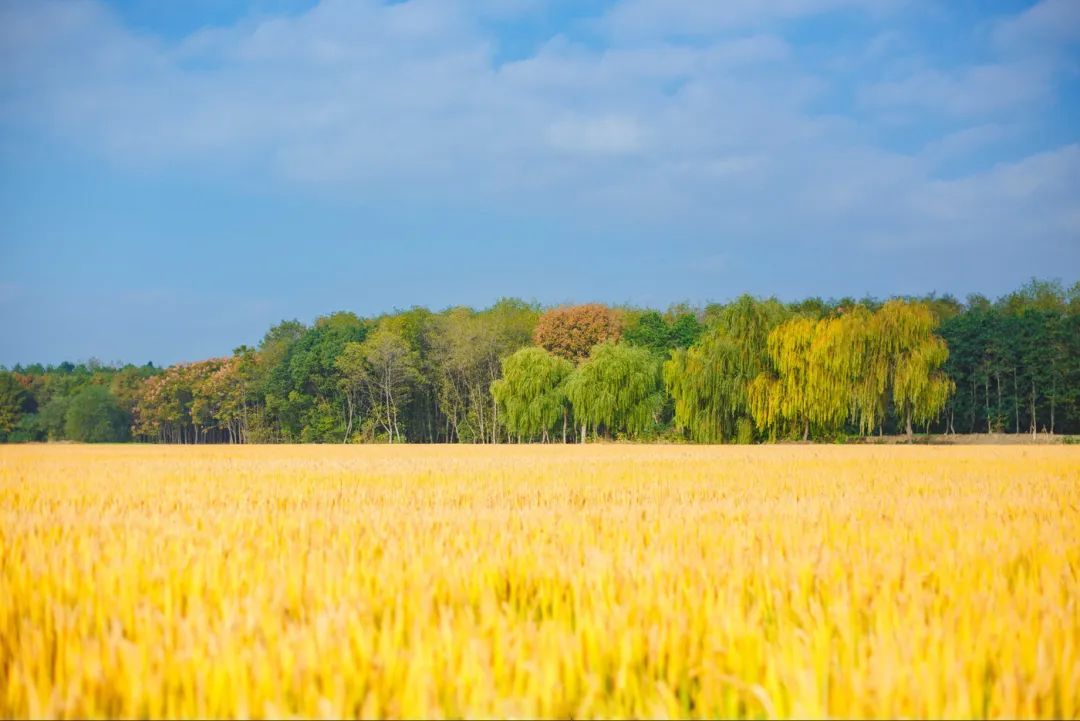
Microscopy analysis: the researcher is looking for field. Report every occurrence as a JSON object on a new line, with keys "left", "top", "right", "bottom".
{"left": 1, "top": 445, "right": 1078, "bottom": 719}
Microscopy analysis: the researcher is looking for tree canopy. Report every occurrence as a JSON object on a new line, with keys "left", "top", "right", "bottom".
{"left": 565, "top": 342, "right": 662, "bottom": 440}
{"left": 491, "top": 347, "right": 573, "bottom": 442}
{"left": 3, "top": 280, "right": 1076, "bottom": 444}
{"left": 534, "top": 304, "right": 622, "bottom": 362}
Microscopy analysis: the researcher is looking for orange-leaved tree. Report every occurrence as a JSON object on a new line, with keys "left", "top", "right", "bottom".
{"left": 533, "top": 304, "right": 622, "bottom": 363}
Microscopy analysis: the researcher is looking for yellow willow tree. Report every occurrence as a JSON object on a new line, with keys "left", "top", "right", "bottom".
{"left": 839, "top": 306, "right": 889, "bottom": 436}
{"left": 748, "top": 312, "right": 871, "bottom": 441}
{"left": 748, "top": 317, "right": 817, "bottom": 440}
{"left": 873, "top": 300, "right": 955, "bottom": 436}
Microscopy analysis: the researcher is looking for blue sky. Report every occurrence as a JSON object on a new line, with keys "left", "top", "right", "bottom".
{"left": 1, "top": 0, "right": 1078, "bottom": 366}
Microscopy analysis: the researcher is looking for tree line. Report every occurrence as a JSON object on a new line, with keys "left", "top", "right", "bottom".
{"left": 1, "top": 279, "right": 1077, "bottom": 444}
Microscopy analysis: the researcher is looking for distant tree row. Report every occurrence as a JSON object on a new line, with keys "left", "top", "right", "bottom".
{"left": 1, "top": 279, "right": 1077, "bottom": 444}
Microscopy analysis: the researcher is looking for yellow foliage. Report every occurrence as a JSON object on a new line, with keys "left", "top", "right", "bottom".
{"left": 1, "top": 445, "right": 1078, "bottom": 719}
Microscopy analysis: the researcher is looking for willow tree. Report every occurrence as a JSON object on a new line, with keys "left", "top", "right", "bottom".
{"left": 805, "top": 311, "right": 869, "bottom": 436}
{"left": 663, "top": 296, "right": 790, "bottom": 443}
{"left": 748, "top": 312, "right": 868, "bottom": 441}
{"left": 713, "top": 295, "right": 791, "bottom": 375}
{"left": 873, "top": 300, "right": 954, "bottom": 436}
{"left": 838, "top": 306, "right": 888, "bottom": 436}
{"left": 565, "top": 342, "right": 661, "bottom": 440}
{"left": 749, "top": 317, "right": 815, "bottom": 440}
{"left": 491, "top": 347, "right": 573, "bottom": 442}
{"left": 663, "top": 332, "right": 740, "bottom": 442}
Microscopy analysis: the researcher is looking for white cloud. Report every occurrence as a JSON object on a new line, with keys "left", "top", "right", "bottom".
{"left": 0, "top": 0, "right": 1075, "bottom": 261}
{"left": 600, "top": 0, "right": 903, "bottom": 40}
{"left": 992, "top": 0, "right": 1080, "bottom": 52}
{"left": 547, "top": 115, "right": 643, "bottom": 155}
{"left": 859, "top": 61, "right": 1055, "bottom": 117}
{"left": 919, "top": 124, "right": 1010, "bottom": 166}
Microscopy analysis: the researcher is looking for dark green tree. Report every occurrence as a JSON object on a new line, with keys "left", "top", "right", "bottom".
{"left": 64, "top": 386, "right": 130, "bottom": 442}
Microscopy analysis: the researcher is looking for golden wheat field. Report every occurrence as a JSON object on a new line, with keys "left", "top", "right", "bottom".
{"left": 1, "top": 445, "right": 1078, "bottom": 720}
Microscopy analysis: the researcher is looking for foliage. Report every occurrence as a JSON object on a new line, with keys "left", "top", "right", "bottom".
{"left": 749, "top": 302, "right": 953, "bottom": 440}
{"left": 666, "top": 296, "right": 790, "bottom": 443}
{"left": 873, "top": 300, "right": 954, "bottom": 435}
{"left": 337, "top": 325, "right": 422, "bottom": 443}
{"left": 534, "top": 304, "right": 622, "bottom": 362}
{"left": 430, "top": 299, "right": 539, "bottom": 443}
{"left": 64, "top": 385, "right": 130, "bottom": 443}
{"left": 623, "top": 310, "right": 702, "bottom": 357}
{"left": 0, "top": 372, "right": 29, "bottom": 438}
{"left": 491, "top": 347, "right": 573, "bottom": 442}
{"left": 1, "top": 280, "right": 1076, "bottom": 444}
{"left": 262, "top": 312, "right": 369, "bottom": 442}
{"left": 565, "top": 342, "right": 661, "bottom": 439}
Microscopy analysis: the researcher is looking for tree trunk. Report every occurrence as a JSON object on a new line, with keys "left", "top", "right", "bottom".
{"left": 1030, "top": 381, "right": 1037, "bottom": 437}
{"left": 802, "top": 419, "right": 809, "bottom": 442}
{"left": 905, "top": 409, "right": 913, "bottom": 438}
{"left": 1050, "top": 376, "right": 1056, "bottom": 434}
{"left": 1012, "top": 368, "right": 1019, "bottom": 434}
{"left": 995, "top": 372, "right": 1002, "bottom": 430}
{"left": 343, "top": 393, "right": 353, "bottom": 443}
{"left": 969, "top": 376, "right": 976, "bottom": 433}
{"left": 580, "top": 423, "right": 586, "bottom": 444}
{"left": 562, "top": 409, "right": 568, "bottom": 444}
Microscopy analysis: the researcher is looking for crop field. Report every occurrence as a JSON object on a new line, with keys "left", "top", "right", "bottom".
{"left": 1, "top": 445, "right": 1078, "bottom": 719}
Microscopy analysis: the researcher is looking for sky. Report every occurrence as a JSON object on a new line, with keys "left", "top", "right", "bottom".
{"left": 0, "top": 0, "right": 1078, "bottom": 367}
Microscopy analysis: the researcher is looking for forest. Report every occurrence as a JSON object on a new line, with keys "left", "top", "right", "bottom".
{"left": 1, "top": 279, "right": 1077, "bottom": 444}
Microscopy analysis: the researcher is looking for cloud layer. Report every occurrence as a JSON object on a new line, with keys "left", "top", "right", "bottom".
{"left": 2, "top": 1, "right": 1077, "bottom": 232}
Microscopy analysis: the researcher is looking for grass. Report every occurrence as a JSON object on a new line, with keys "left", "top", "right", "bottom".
{"left": 1, "top": 444, "right": 1078, "bottom": 719}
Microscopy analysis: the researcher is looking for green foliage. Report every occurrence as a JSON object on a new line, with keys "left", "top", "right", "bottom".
{"left": 64, "top": 386, "right": 130, "bottom": 443}
{"left": 623, "top": 311, "right": 703, "bottom": 357}
{"left": 337, "top": 325, "right": 422, "bottom": 443}
{"left": 664, "top": 332, "right": 741, "bottom": 443}
{"left": 0, "top": 372, "right": 28, "bottom": 439}
{"left": 665, "top": 296, "right": 789, "bottom": 443}
{"left": 491, "top": 347, "right": 573, "bottom": 441}
{"left": 3, "top": 280, "right": 1077, "bottom": 445}
{"left": 940, "top": 279, "right": 1076, "bottom": 435}
{"left": 566, "top": 343, "right": 662, "bottom": 439}
{"left": 38, "top": 395, "right": 72, "bottom": 440}
{"left": 263, "top": 312, "right": 369, "bottom": 442}
{"left": 430, "top": 299, "right": 539, "bottom": 443}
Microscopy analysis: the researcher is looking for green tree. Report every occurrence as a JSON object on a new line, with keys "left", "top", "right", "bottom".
{"left": 491, "top": 347, "right": 573, "bottom": 442}
{"left": 565, "top": 342, "right": 661, "bottom": 440}
{"left": 665, "top": 295, "right": 789, "bottom": 443}
{"left": 624, "top": 310, "right": 703, "bottom": 357}
{"left": 65, "top": 386, "right": 130, "bottom": 442}
{"left": 337, "top": 325, "right": 421, "bottom": 443}
{"left": 748, "top": 312, "right": 868, "bottom": 441}
{"left": 0, "top": 372, "right": 28, "bottom": 439}
{"left": 431, "top": 300, "right": 538, "bottom": 443}
{"left": 263, "top": 312, "right": 368, "bottom": 442}
{"left": 38, "top": 395, "right": 72, "bottom": 441}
